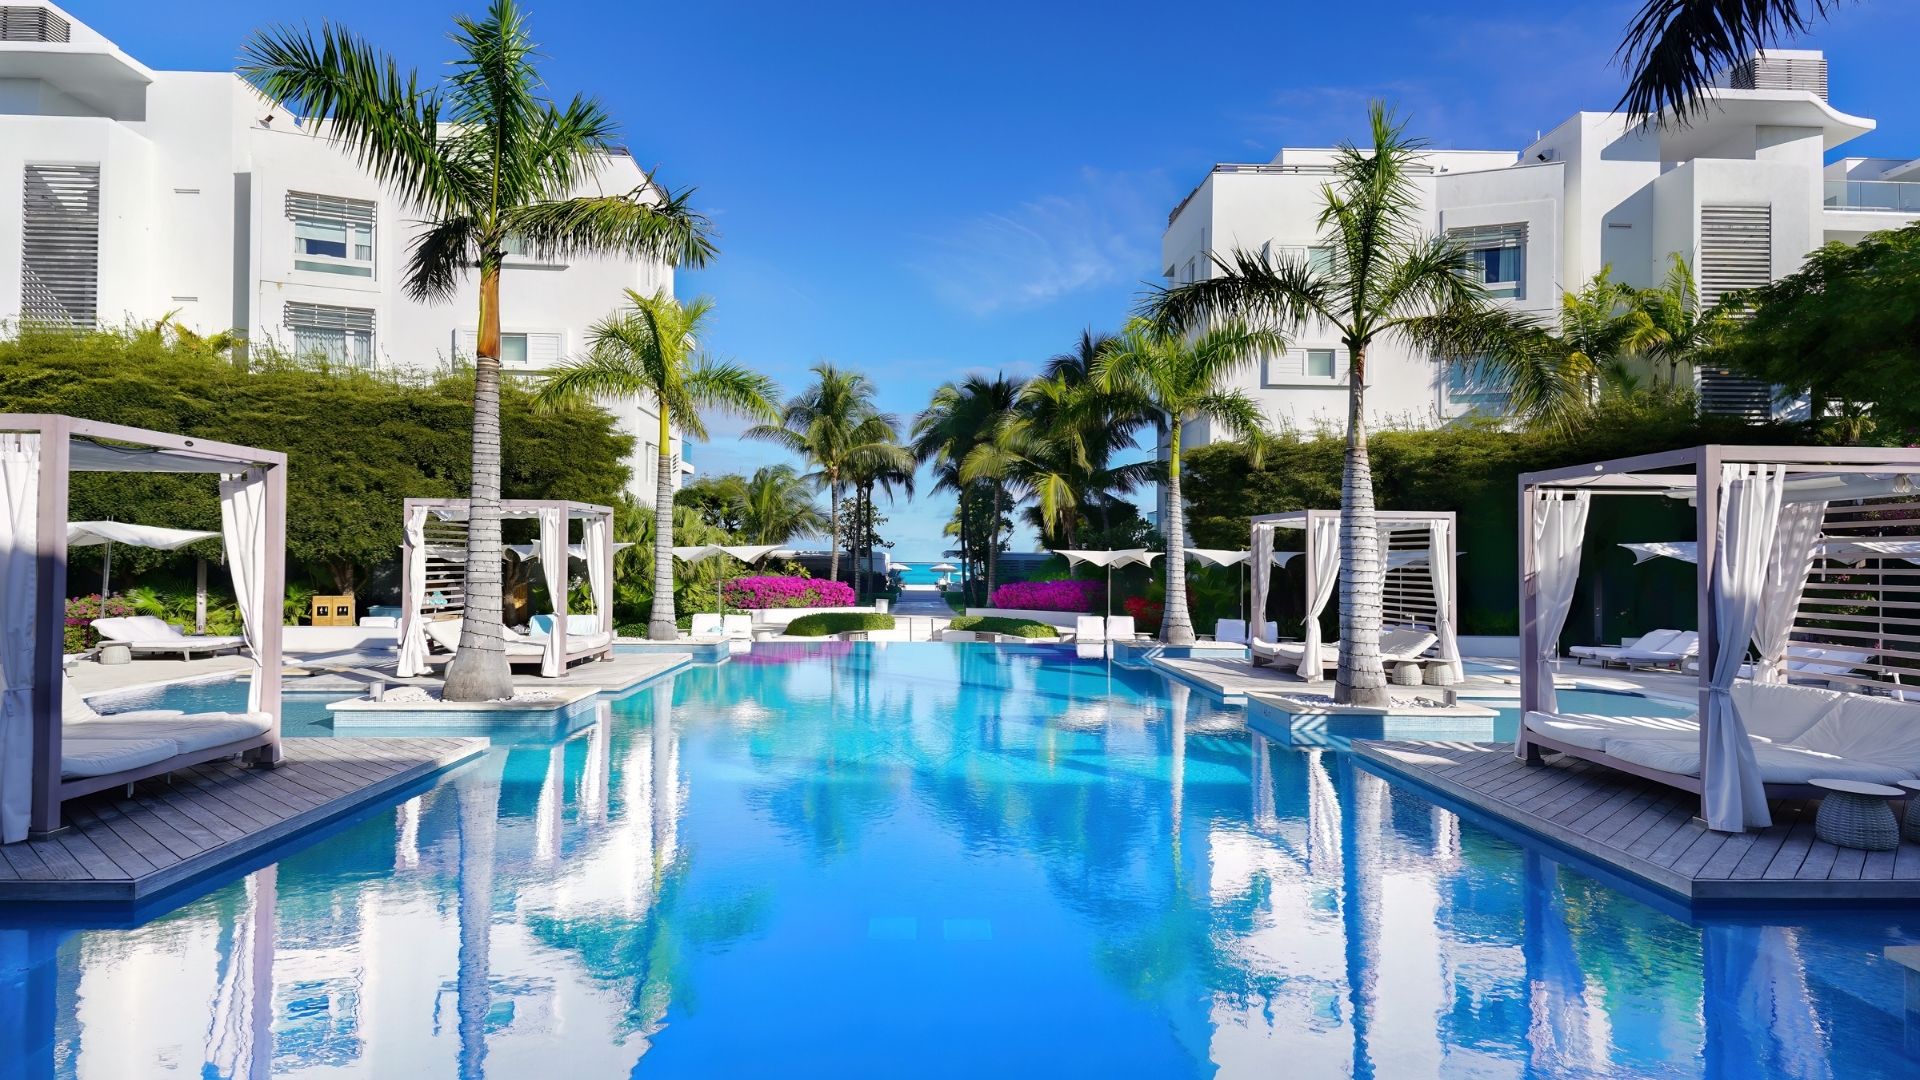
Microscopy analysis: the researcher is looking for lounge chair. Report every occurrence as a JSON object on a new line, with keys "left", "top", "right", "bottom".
{"left": 423, "top": 615, "right": 614, "bottom": 671}
{"left": 57, "top": 669, "right": 271, "bottom": 791}
{"left": 722, "top": 614, "right": 753, "bottom": 641}
{"left": 689, "top": 613, "right": 724, "bottom": 638}
{"left": 1569, "top": 629, "right": 1683, "bottom": 667}
{"left": 1379, "top": 627, "right": 1440, "bottom": 662}
{"left": 1684, "top": 645, "right": 1875, "bottom": 685}
{"left": 91, "top": 615, "right": 246, "bottom": 659}
{"left": 1610, "top": 630, "right": 1699, "bottom": 670}
{"left": 1106, "top": 616, "right": 1141, "bottom": 642}
{"left": 1214, "top": 619, "right": 1277, "bottom": 645}
{"left": 1074, "top": 616, "right": 1106, "bottom": 643}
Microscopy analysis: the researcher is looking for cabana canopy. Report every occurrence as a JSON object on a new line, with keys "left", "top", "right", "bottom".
{"left": 397, "top": 499, "right": 616, "bottom": 678}
{"left": 0, "top": 415, "right": 287, "bottom": 842}
{"left": 1516, "top": 445, "right": 1920, "bottom": 833}
{"left": 1250, "top": 510, "right": 1462, "bottom": 681}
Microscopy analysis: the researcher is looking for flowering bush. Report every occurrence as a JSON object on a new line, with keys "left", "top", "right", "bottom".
{"left": 723, "top": 576, "right": 857, "bottom": 610}
{"left": 65, "top": 593, "right": 137, "bottom": 654}
{"left": 988, "top": 579, "right": 1104, "bottom": 613}
{"left": 1123, "top": 595, "right": 1163, "bottom": 626}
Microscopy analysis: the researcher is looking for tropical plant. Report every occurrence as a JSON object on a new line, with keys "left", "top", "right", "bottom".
{"left": 1148, "top": 103, "right": 1496, "bottom": 701}
{"left": 913, "top": 380, "right": 1002, "bottom": 601}
{"left": 845, "top": 436, "right": 914, "bottom": 600}
{"left": 945, "top": 616, "right": 1060, "bottom": 638}
{"left": 738, "top": 464, "right": 829, "bottom": 545}
{"left": 987, "top": 579, "right": 1104, "bottom": 613}
{"left": 1629, "top": 254, "right": 1739, "bottom": 387}
{"left": 1095, "top": 318, "right": 1276, "bottom": 646}
{"left": 784, "top": 612, "right": 895, "bottom": 636}
{"left": 536, "top": 290, "right": 779, "bottom": 639}
{"left": 1471, "top": 267, "right": 1650, "bottom": 430}
{"left": 1616, "top": 0, "right": 1837, "bottom": 122}
{"left": 749, "top": 363, "right": 912, "bottom": 583}
{"left": 676, "top": 473, "right": 749, "bottom": 533}
{"left": 240, "top": 0, "right": 715, "bottom": 699}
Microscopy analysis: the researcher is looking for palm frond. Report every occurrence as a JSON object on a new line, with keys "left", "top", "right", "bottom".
{"left": 506, "top": 183, "right": 717, "bottom": 267}
{"left": 1616, "top": 0, "right": 1835, "bottom": 122}
{"left": 403, "top": 216, "right": 481, "bottom": 302}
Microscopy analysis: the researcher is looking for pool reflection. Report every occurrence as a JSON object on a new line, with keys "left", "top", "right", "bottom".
{"left": 1, "top": 643, "right": 1914, "bottom": 1078}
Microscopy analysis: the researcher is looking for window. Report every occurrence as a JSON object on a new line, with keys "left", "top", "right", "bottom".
{"left": 1306, "top": 349, "right": 1336, "bottom": 378}
{"left": 285, "top": 302, "right": 375, "bottom": 367}
{"left": 1446, "top": 357, "right": 1509, "bottom": 413}
{"left": 20, "top": 163, "right": 100, "bottom": 327}
{"left": 1448, "top": 224, "right": 1525, "bottom": 298}
{"left": 1261, "top": 348, "right": 1341, "bottom": 385}
{"left": 1307, "top": 246, "right": 1336, "bottom": 276}
{"left": 287, "top": 192, "right": 375, "bottom": 278}
{"left": 500, "top": 333, "right": 530, "bottom": 365}
{"left": 453, "top": 329, "right": 561, "bottom": 367}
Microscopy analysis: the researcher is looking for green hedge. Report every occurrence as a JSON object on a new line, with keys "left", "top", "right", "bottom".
{"left": 947, "top": 615, "right": 1059, "bottom": 638}
{"left": 785, "top": 612, "right": 896, "bottom": 637}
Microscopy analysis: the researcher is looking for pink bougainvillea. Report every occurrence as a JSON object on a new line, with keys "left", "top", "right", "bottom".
{"left": 722, "top": 576, "right": 857, "bottom": 610}
{"left": 65, "top": 593, "right": 136, "bottom": 653}
{"left": 988, "top": 579, "right": 1104, "bottom": 613}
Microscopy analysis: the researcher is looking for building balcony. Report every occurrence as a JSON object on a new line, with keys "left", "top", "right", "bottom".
{"left": 1825, "top": 179, "right": 1920, "bottom": 213}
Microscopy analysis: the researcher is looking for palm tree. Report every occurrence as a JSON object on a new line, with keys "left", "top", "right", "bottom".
{"left": 535, "top": 290, "right": 778, "bottom": 639}
{"left": 1617, "top": 0, "right": 1836, "bottom": 122}
{"left": 1149, "top": 103, "right": 1492, "bottom": 702}
{"left": 1471, "top": 268, "right": 1649, "bottom": 430}
{"left": 1628, "top": 254, "right": 1738, "bottom": 386}
{"left": 737, "top": 464, "right": 828, "bottom": 545}
{"left": 915, "top": 375, "right": 1019, "bottom": 597}
{"left": 1095, "top": 318, "right": 1276, "bottom": 646}
{"left": 749, "top": 364, "right": 912, "bottom": 583}
{"left": 846, "top": 448, "right": 915, "bottom": 599}
{"left": 241, "top": 0, "right": 714, "bottom": 699}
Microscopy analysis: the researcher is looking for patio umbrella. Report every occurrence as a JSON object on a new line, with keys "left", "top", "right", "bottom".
{"left": 68, "top": 520, "right": 220, "bottom": 629}
{"left": 672, "top": 544, "right": 792, "bottom": 614}
{"left": 929, "top": 561, "right": 960, "bottom": 587}
{"left": 1186, "top": 547, "right": 1251, "bottom": 627}
{"left": 1052, "top": 548, "right": 1164, "bottom": 618}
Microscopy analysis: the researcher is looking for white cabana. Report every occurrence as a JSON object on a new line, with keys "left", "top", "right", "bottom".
{"left": 1052, "top": 548, "right": 1163, "bottom": 618}
{"left": 69, "top": 519, "right": 223, "bottom": 632}
{"left": 1249, "top": 509, "right": 1462, "bottom": 681}
{"left": 0, "top": 415, "right": 287, "bottom": 842}
{"left": 1516, "top": 445, "right": 1920, "bottom": 833}
{"left": 1185, "top": 548, "right": 1251, "bottom": 629}
{"left": 397, "top": 499, "right": 616, "bottom": 678}
{"left": 671, "top": 544, "right": 792, "bottom": 615}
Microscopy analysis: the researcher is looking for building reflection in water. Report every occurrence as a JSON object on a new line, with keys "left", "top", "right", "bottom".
{"left": 0, "top": 650, "right": 1910, "bottom": 1077}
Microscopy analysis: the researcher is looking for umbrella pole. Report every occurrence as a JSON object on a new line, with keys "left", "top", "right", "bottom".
{"left": 101, "top": 538, "right": 111, "bottom": 609}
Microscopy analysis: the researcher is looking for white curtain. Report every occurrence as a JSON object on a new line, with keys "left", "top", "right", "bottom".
{"left": 539, "top": 508, "right": 567, "bottom": 677}
{"left": 1524, "top": 490, "right": 1590, "bottom": 727}
{"left": 1752, "top": 500, "right": 1825, "bottom": 685}
{"left": 219, "top": 468, "right": 269, "bottom": 713}
{"left": 1705, "top": 463, "right": 1786, "bottom": 832}
{"left": 1249, "top": 523, "right": 1274, "bottom": 644}
{"left": 396, "top": 505, "right": 431, "bottom": 677}
{"left": 1428, "top": 519, "right": 1464, "bottom": 682}
{"left": 0, "top": 434, "right": 40, "bottom": 844}
{"left": 1298, "top": 515, "right": 1340, "bottom": 678}
{"left": 584, "top": 513, "right": 610, "bottom": 635}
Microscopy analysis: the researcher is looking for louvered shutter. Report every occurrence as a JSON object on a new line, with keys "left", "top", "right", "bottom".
{"left": 20, "top": 164, "right": 100, "bottom": 327}
{"left": 284, "top": 191, "right": 376, "bottom": 226}
{"left": 1696, "top": 205, "right": 1774, "bottom": 420}
{"left": 0, "top": 7, "right": 70, "bottom": 41}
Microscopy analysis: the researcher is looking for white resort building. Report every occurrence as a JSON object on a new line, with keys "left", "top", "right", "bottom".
{"left": 0, "top": 1, "right": 690, "bottom": 502}
{"left": 1162, "top": 48, "right": 1920, "bottom": 441}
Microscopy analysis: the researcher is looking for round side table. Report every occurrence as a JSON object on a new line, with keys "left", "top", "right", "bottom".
{"left": 1392, "top": 662, "right": 1423, "bottom": 687}
{"left": 1811, "top": 778, "right": 1903, "bottom": 851}
{"left": 1900, "top": 781, "right": 1920, "bottom": 845}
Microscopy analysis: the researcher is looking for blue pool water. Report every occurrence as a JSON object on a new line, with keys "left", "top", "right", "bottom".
{"left": 893, "top": 560, "right": 949, "bottom": 585}
{"left": 7, "top": 644, "right": 1920, "bottom": 1077}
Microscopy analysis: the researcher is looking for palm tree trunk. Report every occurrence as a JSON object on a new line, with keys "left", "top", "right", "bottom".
{"left": 444, "top": 263, "right": 514, "bottom": 702}
{"left": 957, "top": 486, "right": 972, "bottom": 605}
{"left": 1337, "top": 342, "right": 1387, "bottom": 706}
{"left": 828, "top": 476, "right": 842, "bottom": 584}
{"left": 648, "top": 412, "right": 677, "bottom": 640}
{"left": 1162, "top": 419, "right": 1196, "bottom": 645}
{"left": 986, "top": 485, "right": 1001, "bottom": 600}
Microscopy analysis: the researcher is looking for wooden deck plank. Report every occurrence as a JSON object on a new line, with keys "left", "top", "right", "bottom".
{"left": 1762, "top": 817, "right": 1818, "bottom": 880}
{"left": 1827, "top": 845, "right": 1867, "bottom": 881}
{"left": 0, "top": 738, "right": 486, "bottom": 902}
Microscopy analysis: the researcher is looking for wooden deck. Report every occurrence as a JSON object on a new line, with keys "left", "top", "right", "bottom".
{"left": 1355, "top": 739, "right": 1920, "bottom": 903}
{"left": 0, "top": 737, "right": 486, "bottom": 902}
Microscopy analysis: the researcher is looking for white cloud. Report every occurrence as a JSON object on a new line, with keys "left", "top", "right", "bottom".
{"left": 908, "top": 167, "right": 1173, "bottom": 316}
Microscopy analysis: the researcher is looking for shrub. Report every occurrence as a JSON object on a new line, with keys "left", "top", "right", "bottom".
{"left": 785, "top": 612, "right": 895, "bottom": 637}
{"left": 64, "top": 594, "right": 137, "bottom": 653}
{"left": 947, "top": 616, "right": 1058, "bottom": 638}
{"left": 987, "top": 579, "right": 1103, "bottom": 613}
{"left": 724, "top": 575, "right": 857, "bottom": 610}
{"left": 1123, "top": 595, "right": 1164, "bottom": 626}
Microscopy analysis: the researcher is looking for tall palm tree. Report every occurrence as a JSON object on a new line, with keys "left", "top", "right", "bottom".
{"left": 241, "top": 0, "right": 714, "bottom": 699}
{"left": 1617, "top": 0, "right": 1836, "bottom": 121}
{"left": 1149, "top": 103, "right": 1491, "bottom": 703}
{"left": 1471, "top": 267, "right": 1649, "bottom": 430}
{"left": 915, "top": 375, "right": 1019, "bottom": 597}
{"left": 847, "top": 447, "right": 915, "bottom": 599}
{"left": 1096, "top": 318, "right": 1276, "bottom": 646}
{"left": 749, "top": 364, "right": 912, "bottom": 583}
{"left": 738, "top": 464, "right": 828, "bottom": 545}
{"left": 1628, "top": 254, "right": 1738, "bottom": 387}
{"left": 535, "top": 290, "right": 778, "bottom": 639}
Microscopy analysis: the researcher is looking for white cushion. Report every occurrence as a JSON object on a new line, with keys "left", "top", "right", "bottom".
{"left": 1215, "top": 619, "right": 1248, "bottom": 644}
{"left": 1792, "top": 695, "right": 1920, "bottom": 775}
{"left": 1526, "top": 711, "right": 1699, "bottom": 752}
{"left": 71, "top": 712, "right": 271, "bottom": 755}
{"left": 1629, "top": 629, "right": 1685, "bottom": 654}
{"left": 1603, "top": 736, "right": 1707, "bottom": 777}
{"left": 722, "top": 615, "right": 752, "bottom": 639}
{"left": 132, "top": 635, "right": 244, "bottom": 652}
{"left": 565, "top": 613, "right": 600, "bottom": 636}
{"left": 1106, "top": 616, "right": 1136, "bottom": 640}
{"left": 1603, "top": 731, "right": 1917, "bottom": 786}
{"left": 1075, "top": 616, "right": 1106, "bottom": 641}
{"left": 1731, "top": 682, "right": 1846, "bottom": 743}
{"left": 424, "top": 619, "right": 463, "bottom": 651}
{"left": 1380, "top": 629, "right": 1438, "bottom": 660}
{"left": 689, "top": 614, "right": 723, "bottom": 637}
{"left": 61, "top": 737, "right": 179, "bottom": 779}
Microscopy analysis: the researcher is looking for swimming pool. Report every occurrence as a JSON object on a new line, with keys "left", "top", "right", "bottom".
{"left": 10, "top": 643, "right": 1918, "bottom": 1077}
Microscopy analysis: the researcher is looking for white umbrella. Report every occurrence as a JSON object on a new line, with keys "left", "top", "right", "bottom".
{"left": 1053, "top": 548, "right": 1164, "bottom": 617}
{"left": 1186, "top": 548, "right": 1252, "bottom": 627}
{"left": 672, "top": 545, "right": 792, "bottom": 614}
{"left": 69, "top": 520, "right": 220, "bottom": 627}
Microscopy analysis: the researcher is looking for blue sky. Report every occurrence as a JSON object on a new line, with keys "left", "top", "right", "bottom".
{"left": 79, "top": 0, "right": 1920, "bottom": 559}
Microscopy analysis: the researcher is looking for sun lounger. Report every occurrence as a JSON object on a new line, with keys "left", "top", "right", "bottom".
{"left": 423, "top": 615, "right": 613, "bottom": 669}
{"left": 91, "top": 615, "right": 246, "bottom": 659}
{"left": 1569, "top": 628, "right": 1683, "bottom": 667}
{"left": 1074, "top": 616, "right": 1106, "bottom": 643}
{"left": 689, "top": 613, "right": 723, "bottom": 638}
{"left": 1106, "top": 616, "right": 1141, "bottom": 642}
{"left": 1213, "top": 620, "right": 1279, "bottom": 645}
{"left": 57, "top": 670, "right": 272, "bottom": 788}
{"left": 1379, "top": 627, "right": 1439, "bottom": 662}
{"left": 722, "top": 614, "right": 753, "bottom": 641}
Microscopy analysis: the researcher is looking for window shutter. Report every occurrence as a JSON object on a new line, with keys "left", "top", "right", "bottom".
{"left": 1696, "top": 204, "right": 1774, "bottom": 419}
{"left": 0, "top": 7, "right": 70, "bottom": 42}
{"left": 285, "top": 191, "right": 376, "bottom": 225}
{"left": 454, "top": 329, "right": 478, "bottom": 358}
{"left": 1447, "top": 223, "right": 1526, "bottom": 251}
{"left": 284, "top": 302, "right": 375, "bottom": 334}
{"left": 20, "top": 164, "right": 101, "bottom": 327}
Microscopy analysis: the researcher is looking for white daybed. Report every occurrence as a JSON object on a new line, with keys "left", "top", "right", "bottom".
{"left": 91, "top": 615, "right": 247, "bottom": 659}
{"left": 423, "top": 614, "right": 614, "bottom": 670}
{"left": 1254, "top": 626, "right": 1438, "bottom": 673}
{"left": 59, "top": 672, "right": 270, "bottom": 780}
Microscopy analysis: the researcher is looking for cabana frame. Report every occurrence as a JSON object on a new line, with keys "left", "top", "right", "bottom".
{"left": 1249, "top": 509, "right": 1462, "bottom": 679}
{"left": 398, "top": 498, "right": 617, "bottom": 678}
{"left": 1516, "top": 444, "right": 1920, "bottom": 825}
{"left": 1, "top": 414, "right": 287, "bottom": 840}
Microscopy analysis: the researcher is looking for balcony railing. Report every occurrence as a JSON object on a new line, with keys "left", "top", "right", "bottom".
{"left": 1825, "top": 179, "right": 1920, "bottom": 213}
